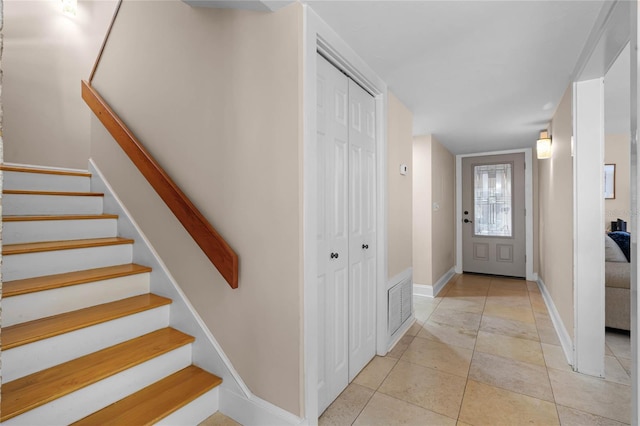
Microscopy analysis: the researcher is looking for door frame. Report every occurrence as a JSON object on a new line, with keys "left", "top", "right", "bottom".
{"left": 570, "top": 0, "right": 632, "bottom": 385}
{"left": 455, "top": 148, "right": 535, "bottom": 281}
{"left": 572, "top": 0, "right": 640, "bottom": 424}
{"left": 303, "top": 5, "right": 389, "bottom": 423}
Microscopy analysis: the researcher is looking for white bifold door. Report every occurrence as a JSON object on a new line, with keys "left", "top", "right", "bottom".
{"left": 317, "top": 54, "right": 377, "bottom": 414}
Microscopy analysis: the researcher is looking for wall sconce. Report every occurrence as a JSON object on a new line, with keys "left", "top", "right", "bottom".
{"left": 62, "top": 0, "right": 77, "bottom": 17}
{"left": 537, "top": 130, "right": 552, "bottom": 159}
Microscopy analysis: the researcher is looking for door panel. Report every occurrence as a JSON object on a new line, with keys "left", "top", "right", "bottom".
{"left": 347, "top": 79, "right": 376, "bottom": 380}
{"left": 462, "top": 153, "right": 525, "bottom": 277}
{"left": 317, "top": 55, "right": 377, "bottom": 413}
{"left": 317, "top": 54, "right": 349, "bottom": 413}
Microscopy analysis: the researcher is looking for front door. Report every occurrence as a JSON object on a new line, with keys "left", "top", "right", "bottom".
{"left": 462, "top": 153, "right": 526, "bottom": 277}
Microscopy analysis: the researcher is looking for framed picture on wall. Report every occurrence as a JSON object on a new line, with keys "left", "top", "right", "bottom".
{"left": 604, "top": 164, "right": 616, "bottom": 199}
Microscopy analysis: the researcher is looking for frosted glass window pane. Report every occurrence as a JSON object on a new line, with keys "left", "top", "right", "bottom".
{"left": 474, "top": 163, "right": 512, "bottom": 237}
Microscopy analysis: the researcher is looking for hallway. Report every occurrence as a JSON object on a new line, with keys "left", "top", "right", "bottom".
{"left": 319, "top": 274, "right": 631, "bottom": 425}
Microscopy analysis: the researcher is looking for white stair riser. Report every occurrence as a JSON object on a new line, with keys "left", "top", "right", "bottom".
{"left": 4, "top": 218, "right": 118, "bottom": 245}
{"left": 3, "top": 193, "right": 103, "bottom": 216}
{"left": 3, "top": 171, "right": 90, "bottom": 192}
{"left": 3, "top": 344, "right": 193, "bottom": 426}
{"left": 4, "top": 245, "right": 133, "bottom": 281}
{"left": 3, "top": 306, "right": 170, "bottom": 382}
{"left": 157, "top": 387, "right": 220, "bottom": 425}
{"left": 3, "top": 273, "right": 151, "bottom": 326}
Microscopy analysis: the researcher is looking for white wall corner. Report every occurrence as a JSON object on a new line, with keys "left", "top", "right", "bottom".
{"left": 536, "top": 277, "right": 574, "bottom": 366}
{"left": 414, "top": 267, "right": 455, "bottom": 298}
{"left": 433, "top": 267, "right": 455, "bottom": 297}
{"left": 413, "top": 283, "right": 434, "bottom": 298}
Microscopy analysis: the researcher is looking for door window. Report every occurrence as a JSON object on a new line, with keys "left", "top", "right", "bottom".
{"left": 473, "top": 163, "right": 513, "bottom": 237}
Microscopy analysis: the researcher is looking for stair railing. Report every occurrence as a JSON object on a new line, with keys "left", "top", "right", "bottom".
{"left": 82, "top": 1, "right": 238, "bottom": 289}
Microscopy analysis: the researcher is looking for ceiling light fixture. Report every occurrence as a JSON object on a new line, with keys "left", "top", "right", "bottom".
{"left": 537, "top": 130, "right": 552, "bottom": 159}
{"left": 62, "top": 0, "right": 77, "bottom": 17}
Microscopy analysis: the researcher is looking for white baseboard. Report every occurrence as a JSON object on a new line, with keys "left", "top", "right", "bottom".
{"left": 387, "top": 316, "right": 416, "bottom": 354}
{"left": 221, "top": 389, "right": 305, "bottom": 426}
{"left": 536, "top": 277, "right": 574, "bottom": 366}
{"left": 413, "top": 267, "right": 455, "bottom": 298}
{"left": 413, "top": 284, "right": 433, "bottom": 297}
{"left": 527, "top": 272, "right": 539, "bottom": 282}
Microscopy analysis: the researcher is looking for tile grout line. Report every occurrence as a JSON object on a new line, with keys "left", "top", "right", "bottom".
{"left": 452, "top": 275, "right": 490, "bottom": 424}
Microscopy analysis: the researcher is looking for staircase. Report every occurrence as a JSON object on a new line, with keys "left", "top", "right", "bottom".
{"left": 1, "top": 165, "right": 223, "bottom": 425}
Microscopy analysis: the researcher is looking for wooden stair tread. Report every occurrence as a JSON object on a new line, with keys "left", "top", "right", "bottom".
{"left": 0, "top": 164, "right": 91, "bottom": 177}
{"left": 3, "top": 214, "right": 118, "bottom": 222}
{"left": 4, "top": 264, "right": 152, "bottom": 297}
{"left": 72, "top": 366, "right": 222, "bottom": 426}
{"left": 0, "top": 328, "right": 194, "bottom": 422}
{"left": 4, "top": 189, "right": 103, "bottom": 196}
{"left": 3, "top": 237, "right": 134, "bottom": 255}
{"left": 2, "top": 294, "right": 171, "bottom": 350}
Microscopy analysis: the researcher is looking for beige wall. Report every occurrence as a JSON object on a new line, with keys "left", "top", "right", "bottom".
{"left": 4, "top": 0, "right": 118, "bottom": 168}
{"left": 413, "top": 135, "right": 455, "bottom": 286}
{"left": 605, "top": 133, "right": 631, "bottom": 231}
{"left": 412, "top": 135, "right": 432, "bottom": 285}
{"left": 537, "top": 85, "right": 574, "bottom": 337}
{"left": 387, "top": 93, "right": 414, "bottom": 280}
{"left": 430, "top": 136, "right": 455, "bottom": 283}
{"left": 91, "top": 0, "right": 303, "bottom": 415}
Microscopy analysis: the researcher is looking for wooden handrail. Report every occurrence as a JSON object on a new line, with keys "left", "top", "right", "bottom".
{"left": 89, "top": 0, "right": 123, "bottom": 83}
{"left": 82, "top": 80, "right": 239, "bottom": 288}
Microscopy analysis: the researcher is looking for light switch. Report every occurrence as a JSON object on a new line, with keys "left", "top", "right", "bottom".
{"left": 400, "top": 164, "right": 408, "bottom": 175}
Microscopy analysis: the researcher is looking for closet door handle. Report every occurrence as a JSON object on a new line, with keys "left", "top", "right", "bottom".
{"left": 362, "top": 244, "right": 369, "bottom": 250}
{"left": 330, "top": 252, "right": 339, "bottom": 259}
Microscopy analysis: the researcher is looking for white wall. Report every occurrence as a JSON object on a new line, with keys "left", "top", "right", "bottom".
{"left": 387, "top": 92, "right": 414, "bottom": 279}
{"left": 605, "top": 133, "right": 631, "bottom": 231}
{"left": 3, "top": 0, "right": 118, "bottom": 168}
{"left": 537, "top": 85, "right": 574, "bottom": 337}
{"left": 90, "top": 0, "right": 304, "bottom": 415}
{"left": 430, "top": 136, "right": 455, "bottom": 283}
{"left": 413, "top": 135, "right": 432, "bottom": 286}
{"left": 413, "top": 135, "right": 455, "bottom": 287}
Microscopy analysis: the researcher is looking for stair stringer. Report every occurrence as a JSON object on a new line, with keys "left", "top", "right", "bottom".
{"left": 88, "top": 159, "right": 305, "bottom": 426}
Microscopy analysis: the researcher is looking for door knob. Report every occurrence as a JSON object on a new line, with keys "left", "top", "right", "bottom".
{"left": 362, "top": 244, "right": 369, "bottom": 249}
{"left": 330, "top": 252, "right": 339, "bottom": 259}
{"left": 464, "top": 218, "right": 473, "bottom": 223}
{"left": 464, "top": 211, "right": 469, "bottom": 215}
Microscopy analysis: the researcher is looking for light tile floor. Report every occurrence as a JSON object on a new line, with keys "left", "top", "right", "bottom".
{"left": 319, "top": 274, "right": 632, "bottom": 426}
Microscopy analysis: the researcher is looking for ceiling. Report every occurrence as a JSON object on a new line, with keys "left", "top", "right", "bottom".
{"left": 305, "top": 0, "right": 608, "bottom": 154}
{"left": 605, "top": 43, "right": 630, "bottom": 135}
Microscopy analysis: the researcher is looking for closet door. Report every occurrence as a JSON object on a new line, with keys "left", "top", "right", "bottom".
{"left": 347, "top": 79, "right": 377, "bottom": 380}
{"left": 317, "top": 54, "right": 350, "bottom": 414}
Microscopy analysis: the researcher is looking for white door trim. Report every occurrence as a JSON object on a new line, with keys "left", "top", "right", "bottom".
{"left": 455, "top": 148, "right": 534, "bottom": 281}
{"left": 303, "top": 5, "right": 388, "bottom": 423}
{"left": 572, "top": 78, "right": 605, "bottom": 377}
